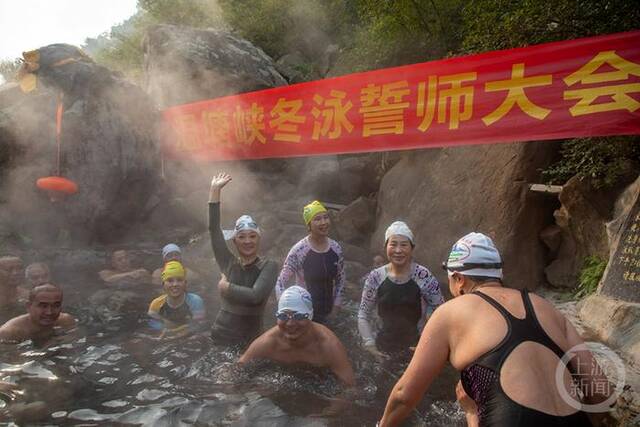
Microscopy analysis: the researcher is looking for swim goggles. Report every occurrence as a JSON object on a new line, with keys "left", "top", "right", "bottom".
{"left": 441, "top": 261, "right": 503, "bottom": 272}
{"left": 275, "top": 311, "right": 310, "bottom": 321}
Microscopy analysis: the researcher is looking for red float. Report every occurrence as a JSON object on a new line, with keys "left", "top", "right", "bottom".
{"left": 36, "top": 176, "right": 78, "bottom": 195}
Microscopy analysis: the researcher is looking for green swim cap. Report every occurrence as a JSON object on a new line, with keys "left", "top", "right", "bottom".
{"left": 303, "top": 200, "right": 327, "bottom": 225}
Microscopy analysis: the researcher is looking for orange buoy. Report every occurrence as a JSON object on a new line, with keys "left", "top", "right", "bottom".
{"left": 36, "top": 176, "right": 78, "bottom": 195}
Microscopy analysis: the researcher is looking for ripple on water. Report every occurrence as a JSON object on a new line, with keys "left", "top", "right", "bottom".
{"left": 136, "top": 388, "right": 169, "bottom": 401}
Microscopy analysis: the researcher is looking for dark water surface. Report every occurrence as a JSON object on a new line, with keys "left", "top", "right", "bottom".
{"left": 0, "top": 269, "right": 464, "bottom": 426}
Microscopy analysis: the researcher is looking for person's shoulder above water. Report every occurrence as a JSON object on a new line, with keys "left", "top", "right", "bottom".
{"left": 327, "top": 238, "right": 343, "bottom": 253}
{"left": 148, "top": 294, "right": 168, "bottom": 312}
{"left": 0, "top": 314, "right": 29, "bottom": 341}
{"left": 185, "top": 292, "right": 205, "bottom": 310}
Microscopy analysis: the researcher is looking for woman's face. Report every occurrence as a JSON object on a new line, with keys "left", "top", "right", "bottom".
{"left": 234, "top": 230, "right": 260, "bottom": 258}
{"left": 308, "top": 212, "right": 330, "bottom": 237}
{"left": 163, "top": 276, "right": 187, "bottom": 299}
{"left": 386, "top": 235, "right": 413, "bottom": 268}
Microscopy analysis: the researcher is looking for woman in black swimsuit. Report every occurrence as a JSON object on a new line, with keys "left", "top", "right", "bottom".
{"left": 378, "top": 232, "right": 611, "bottom": 427}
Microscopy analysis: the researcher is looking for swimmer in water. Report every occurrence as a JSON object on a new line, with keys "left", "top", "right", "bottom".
{"left": 0, "top": 283, "right": 76, "bottom": 343}
{"left": 208, "top": 172, "right": 279, "bottom": 344}
{"left": 148, "top": 261, "right": 205, "bottom": 339}
{"left": 25, "top": 262, "right": 51, "bottom": 287}
{"left": 99, "top": 250, "right": 152, "bottom": 286}
{"left": 358, "top": 221, "right": 443, "bottom": 360}
{"left": 378, "top": 233, "right": 610, "bottom": 427}
{"left": 0, "top": 256, "right": 29, "bottom": 310}
{"left": 239, "top": 286, "right": 355, "bottom": 386}
{"left": 275, "top": 200, "right": 345, "bottom": 325}
{"left": 151, "top": 243, "right": 202, "bottom": 286}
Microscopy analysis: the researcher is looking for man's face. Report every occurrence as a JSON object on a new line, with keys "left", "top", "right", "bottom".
{"left": 163, "top": 276, "right": 187, "bottom": 298}
{"left": 27, "top": 266, "right": 50, "bottom": 287}
{"left": 28, "top": 290, "right": 63, "bottom": 327}
{"left": 112, "top": 251, "right": 131, "bottom": 272}
{"left": 277, "top": 310, "right": 312, "bottom": 341}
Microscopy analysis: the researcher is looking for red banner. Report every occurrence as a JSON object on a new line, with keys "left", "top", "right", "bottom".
{"left": 162, "top": 30, "right": 640, "bottom": 161}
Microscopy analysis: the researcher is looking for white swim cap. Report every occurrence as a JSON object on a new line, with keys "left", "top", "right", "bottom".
{"left": 277, "top": 286, "right": 313, "bottom": 320}
{"left": 384, "top": 221, "right": 414, "bottom": 245}
{"left": 162, "top": 243, "right": 181, "bottom": 260}
{"left": 223, "top": 215, "right": 261, "bottom": 240}
{"left": 444, "top": 232, "right": 503, "bottom": 279}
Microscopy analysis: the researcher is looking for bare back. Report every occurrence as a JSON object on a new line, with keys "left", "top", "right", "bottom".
{"left": 447, "top": 287, "right": 580, "bottom": 417}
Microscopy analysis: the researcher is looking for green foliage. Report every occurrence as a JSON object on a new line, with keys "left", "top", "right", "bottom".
{"left": 460, "top": 0, "right": 640, "bottom": 188}
{"left": 575, "top": 255, "right": 607, "bottom": 299}
{"left": 0, "top": 59, "right": 21, "bottom": 82}
{"left": 85, "top": 0, "right": 225, "bottom": 79}
{"left": 461, "top": 0, "right": 640, "bottom": 53}
{"left": 542, "top": 136, "right": 640, "bottom": 189}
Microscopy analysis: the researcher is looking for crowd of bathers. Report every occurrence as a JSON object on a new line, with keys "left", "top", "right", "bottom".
{"left": 0, "top": 171, "right": 613, "bottom": 426}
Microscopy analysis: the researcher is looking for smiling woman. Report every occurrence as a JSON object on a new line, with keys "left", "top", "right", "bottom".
{"left": 0, "top": 0, "right": 137, "bottom": 61}
{"left": 208, "top": 172, "right": 279, "bottom": 345}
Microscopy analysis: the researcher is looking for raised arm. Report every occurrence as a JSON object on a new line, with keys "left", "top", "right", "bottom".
{"left": 379, "top": 304, "right": 451, "bottom": 426}
{"left": 209, "top": 173, "right": 234, "bottom": 271}
{"left": 224, "top": 260, "right": 279, "bottom": 305}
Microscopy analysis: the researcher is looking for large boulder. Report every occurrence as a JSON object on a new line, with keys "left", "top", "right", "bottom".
{"left": 143, "top": 24, "right": 287, "bottom": 108}
{"left": 544, "top": 175, "right": 633, "bottom": 288}
{"left": 1, "top": 44, "right": 162, "bottom": 245}
{"left": 372, "top": 142, "right": 559, "bottom": 290}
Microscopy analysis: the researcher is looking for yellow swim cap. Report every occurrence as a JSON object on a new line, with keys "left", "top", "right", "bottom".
{"left": 162, "top": 261, "right": 186, "bottom": 282}
{"left": 303, "top": 200, "right": 327, "bottom": 225}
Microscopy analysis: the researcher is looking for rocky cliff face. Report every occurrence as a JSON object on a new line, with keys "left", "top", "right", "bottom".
{"left": 0, "top": 44, "right": 162, "bottom": 246}
{"left": 143, "top": 24, "right": 288, "bottom": 108}
{"left": 372, "top": 143, "right": 559, "bottom": 291}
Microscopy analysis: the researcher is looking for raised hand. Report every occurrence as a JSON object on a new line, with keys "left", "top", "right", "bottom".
{"left": 210, "top": 172, "right": 232, "bottom": 189}
{"left": 209, "top": 172, "right": 232, "bottom": 202}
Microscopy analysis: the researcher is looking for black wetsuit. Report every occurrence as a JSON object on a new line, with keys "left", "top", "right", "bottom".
{"left": 460, "top": 290, "right": 593, "bottom": 427}
{"left": 209, "top": 203, "right": 279, "bottom": 344}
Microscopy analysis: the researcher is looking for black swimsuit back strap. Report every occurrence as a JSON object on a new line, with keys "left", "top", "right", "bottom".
{"left": 520, "top": 289, "right": 566, "bottom": 359}
{"left": 471, "top": 290, "right": 516, "bottom": 321}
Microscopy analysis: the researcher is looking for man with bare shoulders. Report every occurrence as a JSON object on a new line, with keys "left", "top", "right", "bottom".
{"left": 239, "top": 286, "right": 355, "bottom": 387}
{"left": 0, "top": 283, "right": 76, "bottom": 343}
{"left": 0, "top": 256, "right": 28, "bottom": 309}
{"left": 99, "top": 250, "right": 151, "bottom": 286}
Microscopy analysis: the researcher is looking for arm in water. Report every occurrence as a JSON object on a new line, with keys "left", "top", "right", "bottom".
{"left": 222, "top": 261, "right": 279, "bottom": 305}
{"left": 357, "top": 269, "right": 389, "bottom": 362}
{"left": 325, "top": 330, "right": 356, "bottom": 387}
{"left": 379, "top": 302, "right": 450, "bottom": 426}
{"left": 208, "top": 173, "right": 233, "bottom": 272}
